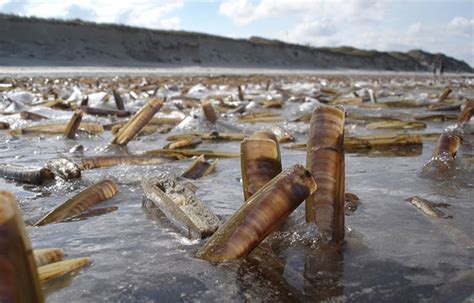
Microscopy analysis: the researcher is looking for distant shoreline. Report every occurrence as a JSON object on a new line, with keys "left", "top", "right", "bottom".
{"left": 0, "top": 66, "right": 472, "bottom": 77}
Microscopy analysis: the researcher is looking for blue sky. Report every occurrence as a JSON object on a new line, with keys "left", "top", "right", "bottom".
{"left": 1, "top": 0, "right": 472, "bottom": 66}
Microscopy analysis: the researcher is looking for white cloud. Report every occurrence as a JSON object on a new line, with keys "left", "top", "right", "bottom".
{"left": 0, "top": 0, "right": 184, "bottom": 29}
{"left": 219, "top": 0, "right": 388, "bottom": 26}
{"left": 448, "top": 17, "right": 474, "bottom": 36}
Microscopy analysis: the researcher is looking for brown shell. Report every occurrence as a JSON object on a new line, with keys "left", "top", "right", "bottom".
{"left": 202, "top": 100, "right": 218, "bottom": 123}
{"left": 64, "top": 109, "right": 84, "bottom": 139}
{"left": 80, "top": 154, "right": 169, "bottom": 170}
{"left": 38, "top": 257, "right": 91, "bottom": 284}
{"left": 111, "top": 98, "right": 163, "bottom": 146}
{"left": 0, "top": 164, "right": 54, "bottom": 185}
{"left": 34, "top": 180, "right": 119, "bottom": 226}
{"left": 306, "top": 105, "right": 345, "bottom": 243}
{"left": 240, "top": 131, "right": 282, "bottom": 200}
{"left": 432, "top": 133, "right": 462, "bottom": 158}
{"left": 181, "top": 155, "right": 218, "bottom": 179}
{"left": 196, "top": 164, "right": 316, "bottom": 262}
{"left": 33, "top": 248, "right": 64, "bottom": 267}
{"left": 0, "top": 191, "right": 44, "bottom": 302}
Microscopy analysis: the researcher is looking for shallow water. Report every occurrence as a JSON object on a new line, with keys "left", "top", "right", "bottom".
{"left": 1, "top": 74, "right": 473, "bottom": 302}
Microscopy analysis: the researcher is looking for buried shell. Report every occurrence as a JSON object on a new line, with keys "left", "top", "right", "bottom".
{"left": 406, "top": 196, "right": 449, "bottom": 218}
{"left": 0, "top": 164, "right": 55, "bottom": 185}
{"left": 0, "top": 191, "right": 44, "bottom": 302}
{"left": 38, "top": 257, "right": 91, "bottom": 284}
{"left": 306, "top": 105, "right": 345, "bottom": 244}
{"left": 142, "top": 174, "right": 221, "bottom": 239}
{"left": 79, "top": 154, "right": 170, "bottom": 170}
{"left": 181, "top": 155, "right": 218, "bottom": 179}
{"left": 196, "top": 164, "right": 317, "bottom": 262}
{"left": 34, "top": 180, "right": 119, "bottom": 226}
{"left": 33, "top": 248, "right": 64, "bottom": 267}
{"left": 240, "top": 130, "right": 282, "bottom": 200}
{"left": 64, "top": 109, "right": 84, "bottom": 139}
{"left": 112, "top": 98, "right": 163, "bottom": 146}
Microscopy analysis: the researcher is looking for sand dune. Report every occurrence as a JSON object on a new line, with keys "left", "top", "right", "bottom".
{"left": 0, "top": 14, "right": 472, "bottom": 72}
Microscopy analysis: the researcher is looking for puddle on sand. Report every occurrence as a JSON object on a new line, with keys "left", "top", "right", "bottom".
{"left": 1, "top": 74, "right": 473, "bottom": 302}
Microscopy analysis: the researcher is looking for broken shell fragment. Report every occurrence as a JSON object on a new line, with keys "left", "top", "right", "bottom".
{"left": 38, "top": 257, "right": 91, "bottom": 284}
{"left": 9, "top": 123, "right": 104, "bottom": 136}
{"left": 240, "top": 131, "right": 282, "bottom": 200}
{"left": 64, "top": 109, "right": 84, "bottom": 139}
{"left": 80, "top": 154, "right": 169, "bottom": 170}
{"left": 142, "top": 174, "right": 221, "bottom": 239}
{"left": 202, "top": 100, "right": 218, "bottom": 123}
{"left": 344, "top": 133, "right": 423, "bottom": 151}
{"left": 196, "top": 164, "right": 316, "bottom": 262}
{"left": 82, "top": 106, "right": 131, "bottom": 117}
{"left": 164, "top": 135, "right": 202, "bottom": 150}
{"left": 0, "top": 164, "right": 54, "bottom": 185}
{"left": 20, "top": 111, "right": 48, "bottom": 121}
{"left": 414, "top": 113, "right": 457, "bottom": 121}
{"left": 112, "top": 98, "right": 163, "bottom": 146}
{"left": 366, "top": 120, "right": 426, "bottom": 130}
{"left": 346, "top": 112, "right": 401, "bottom": 122}
{"left": 438, "top": 87, "right": 452, "bottom": 101}
{"left": 46, "top": 158, "right": 81, "bottom": 180}
{"left": 145, "top": 149, "right": 239, "bottom": 159}
{"left": 181, "top": 155, "right": 218, "bottom": 179}
{"left": 239, "top": 112, "right": 284, "bottom": 123}
{"left": 34, "top": 180, "right": 119, "bottom": 226}
{"left": 0, "top": 191, "right": 44, "bottom": 302}
{"left": 306, "top": 105, "right": 345, "bottom": 244}
{"left": 167, "top": 132, "right": 247, "bottom": 142}
{"left": 330, "top": 97, "right": 362, "bottom": 105}
{"left": 33, "top": 248, "right": 64, "bottom": 267}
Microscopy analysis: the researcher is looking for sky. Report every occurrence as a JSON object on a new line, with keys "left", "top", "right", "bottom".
{"left": 0, "top": 0, "right": 473, "bottom": 66}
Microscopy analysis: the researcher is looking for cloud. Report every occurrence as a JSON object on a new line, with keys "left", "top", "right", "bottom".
{"left": 448, "top": 17, "right": 474, "bottom": 36}
{"left": 0, "top": 0, "right": 184, "bottom": 29}
{"left": 65, "top": 4, "right": 97, "bottom": 20}
{"left": 219, "top": 0, "right": 388, "bottom": 26}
